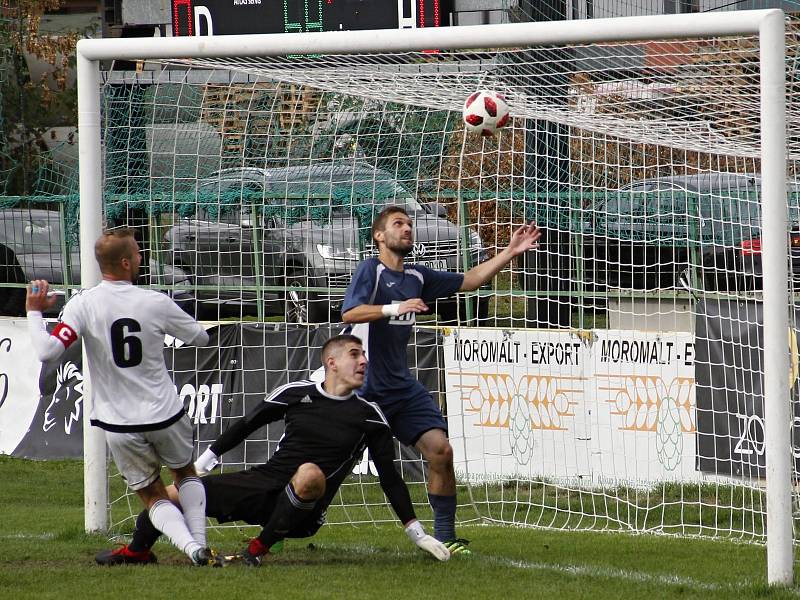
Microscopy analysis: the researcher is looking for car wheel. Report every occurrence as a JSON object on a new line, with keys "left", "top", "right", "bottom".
{"left": 285, "top": 274, "right": 326, "bottom": 324}
{"left": 0, "top": 248, "right": 26, "bottom": 317}
{"left": 0, "top": 286, "right": 25, "bottom": 317}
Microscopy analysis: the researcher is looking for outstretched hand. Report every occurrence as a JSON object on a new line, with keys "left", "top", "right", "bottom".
{"left": 506, "top": 222, "right": 542, "bottom": 257}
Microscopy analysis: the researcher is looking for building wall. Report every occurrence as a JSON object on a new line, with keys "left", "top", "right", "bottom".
{"left": 572, "top": 0, "right": 796, "bottom": 20}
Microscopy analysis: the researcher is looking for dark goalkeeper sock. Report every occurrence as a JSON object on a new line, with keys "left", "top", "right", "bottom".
{"left": 256, "top": 483, "right": 316, "bottom": 551}
{"left": 128, "top": 509, "right": 162, "bottom": 552}
{"left": 428, "top": 493, "right": 457, "bottom": 542}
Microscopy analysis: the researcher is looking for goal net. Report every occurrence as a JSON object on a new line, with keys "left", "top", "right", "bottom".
{"left": 77, "top": 11, "right": 794, "bottom": 569}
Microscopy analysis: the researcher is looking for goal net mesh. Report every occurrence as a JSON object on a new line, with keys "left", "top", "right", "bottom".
{"left": 88, "top": 19, "right": 800, "bottom": 544}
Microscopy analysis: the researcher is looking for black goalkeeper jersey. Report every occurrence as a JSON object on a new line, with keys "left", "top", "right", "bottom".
{"left": 209, "top": 380, "right": 416, "bottom": 523}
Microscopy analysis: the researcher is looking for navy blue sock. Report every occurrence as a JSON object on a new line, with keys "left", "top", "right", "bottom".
{"left": 128, "top": 509, "right": 161, "bottom": 552}
{"left": 428, "top": 493, "right": 457, "bottom": 542}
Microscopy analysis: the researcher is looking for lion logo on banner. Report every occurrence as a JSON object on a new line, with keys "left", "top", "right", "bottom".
{"left": 43, "top": 361, "right": 83, "bottom": 435}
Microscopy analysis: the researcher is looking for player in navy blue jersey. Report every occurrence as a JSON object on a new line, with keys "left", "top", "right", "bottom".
{"left": 95, "top": 334, "right": 450, "bottom": 566}
{"left": 342, "top": 206, "right": 541, "bottom": 555}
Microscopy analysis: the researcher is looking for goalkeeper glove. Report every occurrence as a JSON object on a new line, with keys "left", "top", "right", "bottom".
{"left": 404, "top": 520, "right": 450, "bottom": 562}
{"left": 194, "top": 446, "right": 219, "bottom": 476}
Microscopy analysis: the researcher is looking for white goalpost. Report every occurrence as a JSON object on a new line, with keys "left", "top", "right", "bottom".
{"left": 75, "top": 10, "right": 790, "bottom": 584}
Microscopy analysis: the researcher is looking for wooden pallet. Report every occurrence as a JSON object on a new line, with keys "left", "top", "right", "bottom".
{"left": 277, "top": 84, "right": 323, "bottom": 131}
{"left": 202, "top": 83, "right": 279, "bottom": 155}
{"left": 202, "top": 83, "right": 323, "bottom": 155}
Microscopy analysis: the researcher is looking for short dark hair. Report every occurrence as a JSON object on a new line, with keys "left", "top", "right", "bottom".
{"left": 321, "top": 334, "right": 363, "bottom": 364}
{"left": 94, "top": 228, "right": 137, "bottom": 273}
{"left": 371, "top": 205, "right": 409, "bottom": 244}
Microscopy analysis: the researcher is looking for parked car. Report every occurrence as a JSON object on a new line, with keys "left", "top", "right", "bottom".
{"left": 586, "top": 173, "right": 800, "bottom": 292}
{"left": 0, "top": 208, "right": 194, "bottom": 317}
{"left": 165, "top": 163, "right": 488, "bottom": 322}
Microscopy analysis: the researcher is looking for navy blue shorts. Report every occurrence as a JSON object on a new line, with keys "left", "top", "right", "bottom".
{"left": 378, "top": 391, "right": 447, "bottom": 446}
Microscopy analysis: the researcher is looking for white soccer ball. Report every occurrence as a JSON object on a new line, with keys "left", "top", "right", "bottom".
{"left": 462, "top": 90, "right": 510, "bottom": 136}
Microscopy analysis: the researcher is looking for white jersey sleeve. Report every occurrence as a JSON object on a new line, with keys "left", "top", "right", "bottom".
{"left": 26, "top": 311, "right": 66, "bottom": 361}
{"left": 27, "top": 291, "right": 86, "bottom": 362}
{"left": 160, "top": 295, "right": 208, "bottom": 346}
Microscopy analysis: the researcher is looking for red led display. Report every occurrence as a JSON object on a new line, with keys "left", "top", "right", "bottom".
{"left": 172, "top": 0, "right": 450, "bottom": 37}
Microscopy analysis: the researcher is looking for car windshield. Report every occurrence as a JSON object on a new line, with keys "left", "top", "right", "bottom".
{"left": 606, "top": 189, "right": 690, "bottom": 217}
{"left": 13, "top": 213, "right": 60, "bottom": 244}
{"left": 604, "top": 186, "right": 782, "bottom": 227}
{"left": 198, "top": 175, "right": 423, "bottom": 213}
{"left": 25, "top": 215, "right": 60, "bottom": 242}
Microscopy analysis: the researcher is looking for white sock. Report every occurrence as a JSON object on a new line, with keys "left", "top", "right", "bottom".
{"left": 178, "top": 476, "right": 207, "bottom": 547}
{"left": 149, "top": 499, "right": 202, "bottom": 558}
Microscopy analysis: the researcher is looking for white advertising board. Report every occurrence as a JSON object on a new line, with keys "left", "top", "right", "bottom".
{"left": 0, "top": 320, "right": 41, "bottom": 454}
{"left": 444, "top": 328, "right": 698, "bottom": 486}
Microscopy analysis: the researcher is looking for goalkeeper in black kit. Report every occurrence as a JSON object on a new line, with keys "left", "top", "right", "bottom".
{"left": 96, "top": 334, "right": 450, "bottom": 566}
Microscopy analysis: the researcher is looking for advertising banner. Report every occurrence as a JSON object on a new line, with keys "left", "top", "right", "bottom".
{"left": 444, "top": 327, "right": 699, "bottom": 486}
{"left": 443, "top": 327, "right": 590, "bottom": 484}
{"left": 0, "top": 320, "right": 48, "bottom": 455}
{"left": 695, "top": 300, "right": 800, "bottom": 479}
{"left": 1, "top": 321, "right": 431, "bottom": 480}
{"left": 591, "top": 330, "right": 697, "bottom": 484}
{"left": 9, "top": 305, "right": 800, "bottom": 486}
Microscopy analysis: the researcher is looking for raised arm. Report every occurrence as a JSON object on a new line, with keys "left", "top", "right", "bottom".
{"left": 460, "top": 222, "right": 541, "bottom": 292}
{"left": 26, "top": 279, "right": 73, "bottom": 362}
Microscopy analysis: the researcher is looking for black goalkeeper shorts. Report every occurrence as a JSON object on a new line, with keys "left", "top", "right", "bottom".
{"left": 201, "top": 469, "right": 327, "bottom": 538}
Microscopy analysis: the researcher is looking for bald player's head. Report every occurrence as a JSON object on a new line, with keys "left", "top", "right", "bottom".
{"left": 94, "top": 229, "right": 141, "bottom": 282}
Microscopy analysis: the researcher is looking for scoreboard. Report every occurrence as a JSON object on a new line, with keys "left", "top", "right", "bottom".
{"left": 171, "top": 0, "right": 452, "bottom": 36}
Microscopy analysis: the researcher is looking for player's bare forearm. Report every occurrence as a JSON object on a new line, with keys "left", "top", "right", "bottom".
{"left": 460, "top": 222, "right": 541, "bottom": 291}
{"left": 341, "top": 304, "right": 390, "bottom": 323}
{"left": 460, "top": 247, "right": 514, "bottom": 291}
{"left": 342, "top": 298, "right": 429, "bottom": 323}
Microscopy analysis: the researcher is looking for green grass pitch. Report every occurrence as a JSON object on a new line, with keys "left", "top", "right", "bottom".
{"left": 1, "top": 455, "right": 798, "bottom": 599}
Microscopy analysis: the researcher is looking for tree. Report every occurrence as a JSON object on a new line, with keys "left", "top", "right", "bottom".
{"left": 0, "top": 0, "right": 81, "bottom": 196}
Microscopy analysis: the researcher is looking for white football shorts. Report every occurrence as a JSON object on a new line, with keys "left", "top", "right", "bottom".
{"left": 105, "top": 415, "right": 194, "bottom": 491}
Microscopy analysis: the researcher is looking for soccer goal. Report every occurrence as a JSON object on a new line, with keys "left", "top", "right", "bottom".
{"left": 75, "top": 10, "right": 792, "bottom": 584}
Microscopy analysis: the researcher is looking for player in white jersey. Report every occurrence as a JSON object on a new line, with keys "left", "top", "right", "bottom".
{"left": 26, "top": 229, "right": 214, "bottom": 566}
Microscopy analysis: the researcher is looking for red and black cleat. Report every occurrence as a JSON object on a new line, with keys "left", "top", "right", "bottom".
{"left": 95, "top": 544, "right": 157, "bottom": 566}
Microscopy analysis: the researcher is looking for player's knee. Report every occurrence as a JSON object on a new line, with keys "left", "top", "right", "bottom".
{"left": 293, "top": 462, "right": 326, "bottom": 499}
{"left": 426, "top": 440, "right": 453, "bottom": 470}
{"left": 137, "top": 477, "right": 169, "bottom": 508}
{"left": 171, "top": 462, "right": 197, "bottom": 481}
